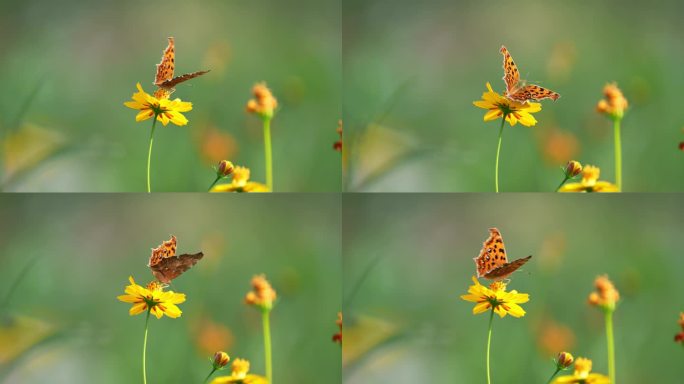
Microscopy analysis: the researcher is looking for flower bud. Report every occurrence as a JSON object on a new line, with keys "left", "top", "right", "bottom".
{"left": 556, "top": 351, "right": 574, "bottom": 369}
{"left": 564, "top": 160, "right": 582, "bottom": 178}
{"left": 217, "top": 160, "right": 235, "bottom": 177}
{"left": 212, "top": 351, "right": 230, "bottom": 369}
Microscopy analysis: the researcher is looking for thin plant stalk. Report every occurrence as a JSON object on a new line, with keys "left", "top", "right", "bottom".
{"left": 208, "top": 175, "right": 221, "bottom": 192}
{"left": 494, "top": 117, "right": 506, "bottom": 193}
{"left": 486, "top": 309, "right": 494, "bottom": 384}
{"left": 146, "top": 118, "right": 158, "bottom": 193}
{"left": 203, "top": 368, "right": 217, "bottom": 384}
{"left": 263, "top": 117, "right": 273, "bottom": 191}
{"left": 555, "top": 176, "right": 570, "bottom": 192}
{"left": 262, "top": 309, "right": 273, "bottom": 384}
{"left": 142, "top": 310, "right": 151, "bottom": 384}
{"left": 605, "top": 310, "right": 616, "bottom": 384}
{"left": 613, "top": 118, "right": 622, "bottom": 191}
{"left": 545, "top": 368, "right": 561, "bottom": 384}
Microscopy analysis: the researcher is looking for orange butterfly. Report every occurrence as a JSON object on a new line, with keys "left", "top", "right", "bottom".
{"left": 500, "top": 45, "right": 559, "bottom": 103}
{"left": 153, "top": 37, "right": 210, "bottom": 98}
{"left": 473, "top": 228, "right": 531, "bottom": 280}
{"left": 148, "top": 235, "right": 204, "bottom": 284}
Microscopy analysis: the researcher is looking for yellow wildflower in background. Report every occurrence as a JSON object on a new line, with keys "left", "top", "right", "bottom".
{"left": 246, "top": 83, "right": 278, "bottom": 119}
{"left": 117, "top": 276, "right": 186, "bottom": 319}
{"left": 473, "top": 83, "right": 542, "bottom": 127}
{"left": 597, "top": 83, "right": 628, "bottom": 120}
{"left": 210, "top": 358, "right": 267, "bottom": 384}
{"left": 245, "top": 274, "right": 277, "bottom": 310}
{"left": 461, "top": 276, "right": 529, "bottom": 318}
{"left": 210, "top": 166, "right": 269, "bottom": 193}
{"left": 124, "top": 83, "right": 192, "bottom": 126}
{"left": 558, "top": 165, "right": 618, "bottom": 193}
{"left": 588, "top": 275, "right": 620, "bottom": 312}
{"left": 552, "top": 357, "right": 610, "bottom": 384}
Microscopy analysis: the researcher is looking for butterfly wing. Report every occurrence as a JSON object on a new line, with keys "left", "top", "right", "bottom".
{"left": 509, "top": 84, "right": 560, "bottom": 102}
{"left": 483, "top": 255, "right": 532, "bottom": 280}
{"left": 154, "top": 37, "right": 175, "bottom": 86}
{"left": 474, "top": 228, "right": 509, "bottom": 278}
{"left": 500, "top": 46, "right": 520, "bottom": 94}
{"left": 150, "top": 252, "right": 204, "bottom": 284}
{"left": 148, "top": 235, "right": 177, "bottom": 267}
{"left": 159, "top": 70, "right": 211, "bottom": 89}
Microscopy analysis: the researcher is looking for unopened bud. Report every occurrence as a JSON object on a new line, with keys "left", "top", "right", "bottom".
{"left": 217, "top": 160, "right": 235, "bottom": 177}
{"left": 565, "top": 160, "right": 583, "bottom": 178}
{"left": 212, "top": 351, "right": 230, "bottom": 369}
{"left": 556, "top": 351, "right": 574, "bottom": 369}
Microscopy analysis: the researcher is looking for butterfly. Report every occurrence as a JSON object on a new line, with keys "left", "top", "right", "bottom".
{"left": 153, "top": 37, "right": 210, "bottom": 98}
{"left": 500, "top": 45, "right": 560, "bottom": 103}
{"left": 473, "top": 228, "right": 531, "bottom": 280}
{"left": 148, "top": 235, "right": 204, "bottom": 284}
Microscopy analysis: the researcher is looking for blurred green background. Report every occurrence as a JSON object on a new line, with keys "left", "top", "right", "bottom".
{"left": 343, "top": 194, "right": 684, "bottom": 383}
{"left": 0, "top": 194, "right": 341, "bottom": 383}
{"left": 343, "top": 0, "right": 684, "bottom": 191}
{"left": 0, "top": 0, "right": 341, "bottom": 191}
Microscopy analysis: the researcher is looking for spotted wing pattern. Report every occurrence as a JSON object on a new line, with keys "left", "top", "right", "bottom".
{"left": 154, "top": 37, "right": 175, "bottom": 86}
{"left": 500, "top": 45, "right": 560, "bottom": 102}
{"left": 473, "top": 228, "right": 531, "bottom": 280}
{"left": 148, "top": 235, "right": 204, "bottom": 284}
{"left": 500, "top": 45, "right": 520, "bottom": 95}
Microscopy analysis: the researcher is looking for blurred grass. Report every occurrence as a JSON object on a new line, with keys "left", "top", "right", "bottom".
{"left": 0, "top": 0, "right": 341, "bottom": 191}
{"left": 0, "top": 194, "right": 342, "bottom": 383}
{"left": 343, "top": 0, "right": 684, "bottom": 191}
{"left": 342, "top": 193, "right": 684, "bottom": 383}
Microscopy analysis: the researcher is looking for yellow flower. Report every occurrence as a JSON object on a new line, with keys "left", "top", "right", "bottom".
{"left": 460, "top": 276, "right": 529, "bottom": 318}
{"left": 246, "top": 82, "right": 278, "bottom": 119}
{"left": 473, "top": 82, "right": 542, "bottom": 127}
{"left": 124, "top": 83, "right": 192, "bottom": 126}
{"left": 552, "top": 357, "right": 610, "bottom": 384}
{"left": 558, "top": 165, "right": 619, "bottom": 193}
{"left": 588, "top": 275, "right": 620, "bottom": 312}
{"left": 117, "top": 276, "right": 186, "bottom": 319}
{"left": 210, "top": 166, "right": 269, "bottom": 193}
{"left": 244, "top": 274, "right": 277, "bottom": 311}
{"left": 596, "top": 82, "right": 628, "bottom": 120}
{"left": 210, "top": 358, "right": 268, "bottom": 384}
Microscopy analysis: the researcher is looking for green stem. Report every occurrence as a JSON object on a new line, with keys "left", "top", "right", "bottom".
{"left": 262, "top": 309, "right": 273, "bottom": 384}
{"left": 605, "top": 310, "right": 616, "bottom": 384}
{"left": 263, "top": 117, "right": 273, "bottom": 191}
{"left": 494, "top": 117, "right": 505, "bottom": 193}
{"left": 146, "top": 118, "right": 158, "bottom": 193}
{"left": 142, "top": 310, "right": 151, "bottom": 384}
{"left": 555, "top": 176, "right": 570, "bottom": 192}
{"left": 613, "top": 118, "right": 622, "bottom": 191}
{"left": 203, "top": 367, "right": 217, "bottom": 384}
{"left": 208, "top": 175, "right": 221, "bottom": 192}
{"left": 486, "top": 309, "right": 494, "bottom": 384}
{"left": 545, "top": 368, "right": 561, "bottom": 384}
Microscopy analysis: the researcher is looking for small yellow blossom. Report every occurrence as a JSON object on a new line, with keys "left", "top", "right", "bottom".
{"left": 564, "top": 160, "right": 583, "bottom": 178}
{"left": 212, "top": 351, "right": 230, "bottom": 369}
{"left": 596, "top": 83, "right": 628, "bottom": 120}
{"left": 117, "top": 276, "right": 186, "bottom": 319}
{"left": 245, "top": 274, "right": 277, "bottom": 311}
{"left": 210, "top": 166, "right": 269, "bottom": 193}
{"left": 332, "top": 312, "right": 343, "bottom": 345}
{"left": 559, "top": 165, "right": 619, "bottom": 192}
{"left": 246, "top": 82, "right": 278, "bottom": 119}
{"left": 674, "top": 312, "right": 684, "bottom": 345}
{"left": 460, "top": 276, "right": 529, "bottom": 318}
{"left": 473, "top": 82, "right": 542, "bottom": 127}
{"left": 210, "top": 358, "right": 268, "bottom": 384}
{"left": 588, "top": 275, "right": 620, "bottom": 312}
{"left": 124, "top": 83, "right": 192, "bottom": 126}
{"left": 552, "top": 357, "right": 610, "bottom": 384}
{"left": 556, "top": 351, "right": 575, "bottom": 369}
{"left": 217, "top": 160, "right": 235, "bottom": 177}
